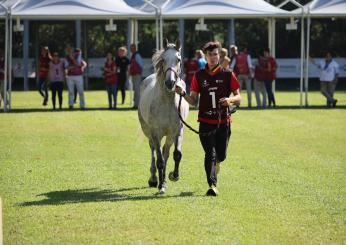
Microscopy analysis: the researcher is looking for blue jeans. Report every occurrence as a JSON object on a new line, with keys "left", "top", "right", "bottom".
{"left": 106, "top": 83, "right": 117, "bottom": 108}
{"left": 264, "top": 80, "right": 276, "bottom": 106}
{"left": 38, "top": 77, "right": 48, "bottom": 102}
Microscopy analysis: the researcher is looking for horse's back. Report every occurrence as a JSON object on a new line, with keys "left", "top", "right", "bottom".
{"left": 138, "top": 74, "right": 157, "bottom": 129}
{"left": 140, "top": 74, "right": 156, "bottom": 93}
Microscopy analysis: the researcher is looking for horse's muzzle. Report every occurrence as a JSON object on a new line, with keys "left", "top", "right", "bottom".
{"left": 165, "top": 80, "right": 176, "bottom": 91}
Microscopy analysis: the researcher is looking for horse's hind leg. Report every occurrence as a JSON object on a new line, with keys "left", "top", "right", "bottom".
{"left": 169, "top": 128, "right": 183, "bottom": 182}
{"left": 148, "top": 139, "right": 158, "bottom": 188}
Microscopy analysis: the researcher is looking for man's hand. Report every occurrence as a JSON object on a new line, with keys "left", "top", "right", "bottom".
{"left": 175, "top": 86, "right": 185, "bottom": 96}
{"left": 219, "top": 97, "right": 233, "bottom": 107}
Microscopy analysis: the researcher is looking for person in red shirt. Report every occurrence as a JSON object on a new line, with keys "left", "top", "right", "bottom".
{"left": 38, "top": 46, "right": 52, "bottom": 106}
{"left": 176, "top": 41, "right": 241, "bottom": 196}
{"left": 184, "top": 51, "right": 198, "bottom": 94}
{"left": 262, "top": 48, "right": 277, "bottom": 107}
{"left": 104, "top": 52, "right": 118, "bottom": 109}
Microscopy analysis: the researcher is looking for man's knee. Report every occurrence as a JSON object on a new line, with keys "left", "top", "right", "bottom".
{"left": 205, "top": 149, "right": 216, "bottom": 162}
{"left": 217, "top": 154, "right": 226, "bottom": 163}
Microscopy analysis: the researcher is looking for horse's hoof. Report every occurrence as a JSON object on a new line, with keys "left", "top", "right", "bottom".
{"left": 148, "top": 179, "right": 158, "bottom": 188}
{"left": 158, "top": 187, "right": 165, "bottom": 194}
{"left": 169, "top": 171, "right": 179, "bottom": 182}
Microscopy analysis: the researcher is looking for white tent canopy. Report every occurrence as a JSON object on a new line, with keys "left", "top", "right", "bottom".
{"left": 11, "top": 0, "right": 151, "bottom": 19}
{"left": 162, "top": 0, "right": 293, "bottom": 18}
{"left": 309, "top": 0, "right": 346, "bottom": 17}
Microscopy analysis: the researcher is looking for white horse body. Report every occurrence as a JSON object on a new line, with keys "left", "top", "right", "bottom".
{"left": 138, "top": 40, "right": 189, "bottom": 193}
{"left": 140, "top": 75, "right": 188, "bottom": 138}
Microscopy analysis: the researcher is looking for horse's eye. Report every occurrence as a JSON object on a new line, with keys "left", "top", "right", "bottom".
{"left": 177, "top": 58, "right": 181, "bottom": 63}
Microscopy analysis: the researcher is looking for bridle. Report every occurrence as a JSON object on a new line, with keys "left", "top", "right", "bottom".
{"left": 164, "top": 67, "right": 180, "bottom": 81}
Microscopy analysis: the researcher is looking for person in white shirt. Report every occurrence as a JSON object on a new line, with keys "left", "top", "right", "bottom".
{"left": 311, "top": 51, "right": 339, "bottom": 107}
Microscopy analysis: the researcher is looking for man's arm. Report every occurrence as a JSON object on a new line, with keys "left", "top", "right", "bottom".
{"left": 175, "top": 86, "right": 198, "bottom": 106}
{"left": 135, "top": 53, "right": 144, "bottom": 68}
{"left": 219, "top": 89, "right": 241, "bottom": 107}
{"left": 230, "top": 58, "right": 236, "bottom": 71}
{"left": 334, "top": 62, "right": 339, "bottom": 82}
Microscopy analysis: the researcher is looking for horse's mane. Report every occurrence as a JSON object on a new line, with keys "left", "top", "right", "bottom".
{"left": 152, "top": 43, "right": 177, "bottom": 80}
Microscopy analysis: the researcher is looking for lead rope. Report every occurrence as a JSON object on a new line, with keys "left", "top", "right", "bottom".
{"left": 177, "top": 95, "right": 225, "bottom": 137}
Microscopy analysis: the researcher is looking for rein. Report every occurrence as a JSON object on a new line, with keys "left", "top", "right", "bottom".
{"left": 177, "top": 95, "right": 225, "bottom": 137}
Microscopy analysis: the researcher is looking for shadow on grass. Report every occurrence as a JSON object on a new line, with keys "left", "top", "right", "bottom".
{"left": 1, "top": 107, "right": 137, "bottom": 113}
{"left": 18, "top": 187, "right": 198, "bottom": 206}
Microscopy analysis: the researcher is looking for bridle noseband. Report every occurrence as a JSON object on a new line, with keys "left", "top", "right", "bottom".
{"left": 164, "top": 67, "right": 179, "bottom": 80}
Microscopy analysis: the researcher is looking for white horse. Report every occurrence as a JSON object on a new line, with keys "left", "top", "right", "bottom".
{"left": 138, "top": 39, "right": 189, "bottom": 194}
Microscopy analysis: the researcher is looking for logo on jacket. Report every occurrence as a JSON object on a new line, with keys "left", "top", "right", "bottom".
{"left": 202, "top": 80, "right": 209, "bottom": 87}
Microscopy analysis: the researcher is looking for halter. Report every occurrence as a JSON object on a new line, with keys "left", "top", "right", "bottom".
{"left": 164, "top": 67, "right": 179, "bottom": 80}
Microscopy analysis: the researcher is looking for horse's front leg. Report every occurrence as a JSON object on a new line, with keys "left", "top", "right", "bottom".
{"left": 148, "top": 139, "right": 158, "bottom": 188}
{"left": 162, "top": 136, "right": 174, "bottom": 187}
{"left": 169, "top": 127, "right": 183, "bottom": 182}
{"left": 151, "top": 135, "right": 166, "bottom": 193}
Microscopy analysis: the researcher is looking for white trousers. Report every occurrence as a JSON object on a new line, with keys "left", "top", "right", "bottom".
{"left": 238, "top": 74, "right": 252, "bottom": 107}
{"left": 254, "top": 79, "right": 267, "bottom": 108}
{"left": 67, "top": 75, "right": 85, "bottom": 107}
{"left": 132, "top": 75, "right": 142, "bottom": 107}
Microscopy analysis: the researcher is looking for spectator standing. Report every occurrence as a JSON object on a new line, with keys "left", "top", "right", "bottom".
{"left": 311, "top": 51, "right": 339, "bottom": 107}
{"left": 104, "top": 52, "right": 118, "bottom": 109}
{"left": 231, "top": 46, "right": 254, "bottom": 107}
{"left": 220, "top": 48, "right": 231, "bottom": 70}
{"left": 38, "top": 46, "right": 52, "bottom": 106}
{"left": 129, "top": 44, "right": 143, "bottom": 109}
{"left": 48, "top": 52, "right": 65, "bottom": 110}
{"left": 196, "top": 50, "right": 207, "bottom": 70}
{"left": 65, "top": 47, "right": 87, "bottom": 109}
{"left": 229, "top": 45, "right": 238, "bottom": 70}
{"left": 253, "top": 51, "right": 267, "bottom": 109}
{"left": 262, "top": 48, "right": 277, "bottom": 107}
{"left": 184, "top": 51, "right": 198, "bottom": 95}
{"left": 115, "top": 46, "right": 130, "bottom": 105}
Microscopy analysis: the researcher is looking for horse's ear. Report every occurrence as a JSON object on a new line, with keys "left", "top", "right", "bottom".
{"left": 175, "top": 39, "right": 181, "bottom": 51}
{"left": 164, "top": 38, "right": 168, "bottom": 49}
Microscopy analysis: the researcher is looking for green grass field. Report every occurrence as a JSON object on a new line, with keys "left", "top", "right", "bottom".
{"left": 0, "top": 91, "right": 345, "bottom": 244}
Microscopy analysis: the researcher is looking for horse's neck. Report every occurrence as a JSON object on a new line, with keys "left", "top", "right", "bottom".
{"left": 154, "top": 74, "right": 175, "bottom": 103}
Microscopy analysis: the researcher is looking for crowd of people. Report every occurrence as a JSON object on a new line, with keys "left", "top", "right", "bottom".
{"left": 184, "top": 45, "right": 341, "bottom": 109}
{"left": 184, "top": 44, "right": 278, "bottom": 109}
{"left": 33, "top": 43, "right": 143, "bottom": 110}
{"left": 0, "top": 41, "right": 341, "bottom": 110}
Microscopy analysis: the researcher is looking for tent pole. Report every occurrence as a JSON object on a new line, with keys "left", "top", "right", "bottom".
{"left": 35, "top": 21, "right": 39, "bottom": 91}
{"left": 83, "top": 21, "right": 88, "bottom": 90}
{"left": 299, "top": 14, "right": 305, "bottom": 107}
{"left": 305, "top": 15, "right": 311, "bottom": 107}
{"left": 8, "top": 13, "right": 12, "bottom": 111}
{"left": 230, "top": 19, "right": 235, "bottom": 45}
{"left": 159, "top": 9, "right": 163, "bottom": 49}
{"left": 75, "top": 20, "right": 81, "bottom": 49}
{"left": 268, "top": 18, "right": 272, "bottom": 55}
{"left": 178, "top": 19, "right": 184, "bottom": 57}
{"left": 127, "top": 19, "right": 132, "bottom": 54}
{"left": 155, "top": 12, "right": 159, "bottom": 50}
{"left": 23, "top": 20, "right": 29, "bottom": 91}
{"left": 3, "top": 11, "right": 8, "bottom": 112}
{"left": 272, "top": 18, "right": 276, "bottom": 94}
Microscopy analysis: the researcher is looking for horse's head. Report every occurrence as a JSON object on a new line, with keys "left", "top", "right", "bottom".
{"left": 153, "top": 39, "right": 182, "bottom": 92}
